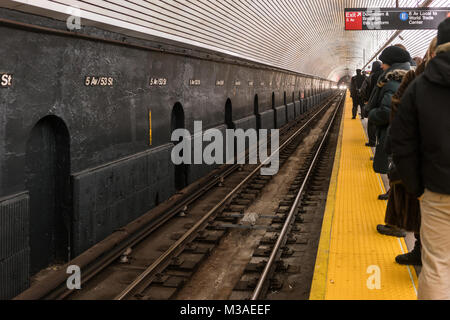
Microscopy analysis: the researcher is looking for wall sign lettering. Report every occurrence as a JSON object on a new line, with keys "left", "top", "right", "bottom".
{"left": 1, "top": 73, "right": 12, "bottom": 87}
{"left": 189, "top": 79, "right": 201, "bottom": 86}
{"left": 85, "top": 76, "right": 114, "bottom": 87}
{"left": 345, "top": 7, "right": 450, "bottom": 30}
{"left": 150, "top": 77, "right": 167, "bottom": 86}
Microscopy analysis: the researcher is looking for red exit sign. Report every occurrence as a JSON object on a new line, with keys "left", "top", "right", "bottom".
{"left": 345, "top": 11, "right": 363, "bottom": 30}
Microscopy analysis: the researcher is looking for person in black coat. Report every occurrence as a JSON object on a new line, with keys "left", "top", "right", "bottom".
{"left": 382, "top": 37, "right": 438, "bottom": 267}
{"left": 361, "top": 61, "right": 383, "bottom": 147}
{"left": 350, "top": 69, "right": 366, "bottom": 119}
{"left": 390, "top": 18, "right": 450, "bottom": 300}
{"left": 361, "top": 61, "right": 383, "bottom": 103}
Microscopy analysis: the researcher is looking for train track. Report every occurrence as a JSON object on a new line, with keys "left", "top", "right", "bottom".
{"left": 248, "top": 92, "right": 344, "bottom": 300}
{"left": 16, "top": 92, "right": 344, "bottom": 300}
{"left": 174, "top": 93, "right": 344, "bottom": 301}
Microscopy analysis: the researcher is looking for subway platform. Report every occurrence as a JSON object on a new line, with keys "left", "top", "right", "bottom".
{"left": 310, "top": 92, "right": 419, "bottom": 300}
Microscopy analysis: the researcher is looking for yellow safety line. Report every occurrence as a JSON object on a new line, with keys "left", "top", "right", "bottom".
{"left": 359, "top": 121, "right": 419, "bottom": 296}
{"left": 310, "top": 92, "right": 418, "bottom": 300}
{"left": 309, "top": 95, "right": 345, "bottom": 300}
{"left": 371, "top": 141, "right": 419, "bottom": 297}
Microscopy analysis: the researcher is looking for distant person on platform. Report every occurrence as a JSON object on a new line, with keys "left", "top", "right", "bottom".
{"left": 350, "top": 69, "right": 366, "bottom": 119}
{"left": 360, "top": 61, "right": 383, "bottom": 147}
{"left": 390, "top": 18, "right": 450, "bottom": 300}
{"left": 366, "top": 45, "right": 411, "bottom": 201}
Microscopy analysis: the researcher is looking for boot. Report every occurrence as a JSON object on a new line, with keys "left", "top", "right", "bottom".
{"left": 396, "top": 240, "right": 422, "bottom": 266}
{"left": 378, "top": 192, "right": 389, "bottom": 200}
{"left": 377, "top": 224, "right": 407, "bottom": 238}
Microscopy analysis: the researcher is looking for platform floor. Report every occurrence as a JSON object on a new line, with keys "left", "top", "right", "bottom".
{"left": 310, "top": 92, "right": 418, "bottom": 300}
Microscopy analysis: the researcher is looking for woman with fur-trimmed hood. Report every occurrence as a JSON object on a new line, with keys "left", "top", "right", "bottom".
{"left": 367, "top": 46, "right": 411, "bottom": 178}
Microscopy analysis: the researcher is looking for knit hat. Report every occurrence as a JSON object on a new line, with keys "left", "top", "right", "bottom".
{"left": 437, "top": 17, "right": 450, "bottom": 46}
{"left": 379, "top": 46, "right": 411, "bottom": 65}
{"left": 371, "top": 61, "right": 382, "bottom": 72}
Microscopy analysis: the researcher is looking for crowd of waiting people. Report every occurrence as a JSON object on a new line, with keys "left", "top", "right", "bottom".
{"left": 349, "top": 18, "right": 450, "bottom": 300}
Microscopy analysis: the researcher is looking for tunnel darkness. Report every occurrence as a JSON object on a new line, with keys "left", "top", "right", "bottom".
{"left": 298, "top": 91, "right": 301, "bottom": 115}
{"left": 25, "top": 115, "right": 72, "bottom": 275}
{"left": 292, "top": 92, "right": 296, "bottom": 118}
{"left": 254, "top": 95, "right": 261, "bottom": 132}
{"left": 272, "top": 92, "right": 276, "bottom": 129}
{"left": 171, "top": 102, "right": 189, "bottom": 191}
{"left": 225, "top": 98, "right": 239, "bottom": 161}
{"left": 225, "top": 98, "right": 234, "bottom": 130}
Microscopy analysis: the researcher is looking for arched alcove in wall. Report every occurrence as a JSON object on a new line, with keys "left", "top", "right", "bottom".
{"left": 25, "top": 115, "right": 71, "bottom": 275}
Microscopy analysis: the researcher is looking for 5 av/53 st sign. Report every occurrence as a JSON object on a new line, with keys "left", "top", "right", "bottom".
{"left": 345, "top": 7, "right": 450, "bottom": 30}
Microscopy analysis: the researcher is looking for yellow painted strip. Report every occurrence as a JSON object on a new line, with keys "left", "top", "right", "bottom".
{"left": 370, "top": 136, "right": 419, "bottom": 296}
{"left": 311, "top": 92, "right": 418, "bottom": 300}
{"left": 360, "top": 121, "right": 419, "bottom": 296}
{"left": 309, "top": 94, "right": 345, "bottom": 300}
{"left": 149, "top": 110, "right": 153, "bottom": 146}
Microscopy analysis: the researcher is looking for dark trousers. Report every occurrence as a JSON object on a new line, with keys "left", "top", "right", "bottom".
{"left": 352, "top": 97, "right": 362, "bottom": 118}
{"left": 367, "top": 120, "right": 377, "bottom": 146}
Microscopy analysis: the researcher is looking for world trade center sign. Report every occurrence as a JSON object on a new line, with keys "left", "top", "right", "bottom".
{"left": 345, "top": 7, "right": 450, "bottom": 30}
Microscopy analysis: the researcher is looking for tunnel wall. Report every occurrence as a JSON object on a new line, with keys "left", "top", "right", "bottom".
{"left": 275, "top": 106, "right": 287, "bottom": 128}
{"left": 72, "top": 144, "right": 175, "bottom": 254}
{"left": 259, "top": 110, "right": 276, "bottom": 130}
{"left": 286, "top": 103, "right": 296, "bottom": 122}
{"left": 0, "top": 8, "right": 336, "bottom": 298}
{"left": 0, "top": 193, "right": 30, "bottom": 300}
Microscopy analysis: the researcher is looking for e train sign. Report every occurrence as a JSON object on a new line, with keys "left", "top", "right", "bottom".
{"left": 345, "top": 7, "right": 450, "bottom": 30}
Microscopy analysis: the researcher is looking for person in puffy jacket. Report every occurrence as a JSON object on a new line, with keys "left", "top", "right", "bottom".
{"left": 366, "top": 46, "right": 411, "bottom": 202}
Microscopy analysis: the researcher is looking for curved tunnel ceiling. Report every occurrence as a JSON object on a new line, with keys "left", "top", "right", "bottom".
{"left": 3, "top": 0, "right": 449, "bottom": 81}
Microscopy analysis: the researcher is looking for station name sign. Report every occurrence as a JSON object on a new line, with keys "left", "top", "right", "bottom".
{"left": 1, "top": 73, "right": 12, "bottom": 87}
{"left": 345, "top": 7, "right": 450, "bottom": 30}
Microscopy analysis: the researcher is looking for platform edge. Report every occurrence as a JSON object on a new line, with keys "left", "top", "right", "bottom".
{"left": 309, "top": 93, "right": 346, "bottom": 300}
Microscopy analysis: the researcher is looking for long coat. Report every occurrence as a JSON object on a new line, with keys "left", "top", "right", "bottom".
{"left": 368, "top": 62, "right": 410, "bottom": 174}
{"left": 390, "top": 45, "right": 450, "bottom": 196}
{"left": 383, "top": 69, "right": 421, "bottom": 233}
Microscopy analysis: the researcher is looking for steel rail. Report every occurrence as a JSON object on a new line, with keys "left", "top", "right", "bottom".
{"left": 14, "top": 93, "right": 338, "bottom": 300}
{"left": 17, "top": 93, "right": 336, "bottom": 300}
{"left": 114, "top": 94, "right": 341, "bottom": 300}
{"left": 17, "top": 154, "right": 239, "bottom": 300}
{"left": 251, "top": 93, "right": 345, "bottom": 300}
